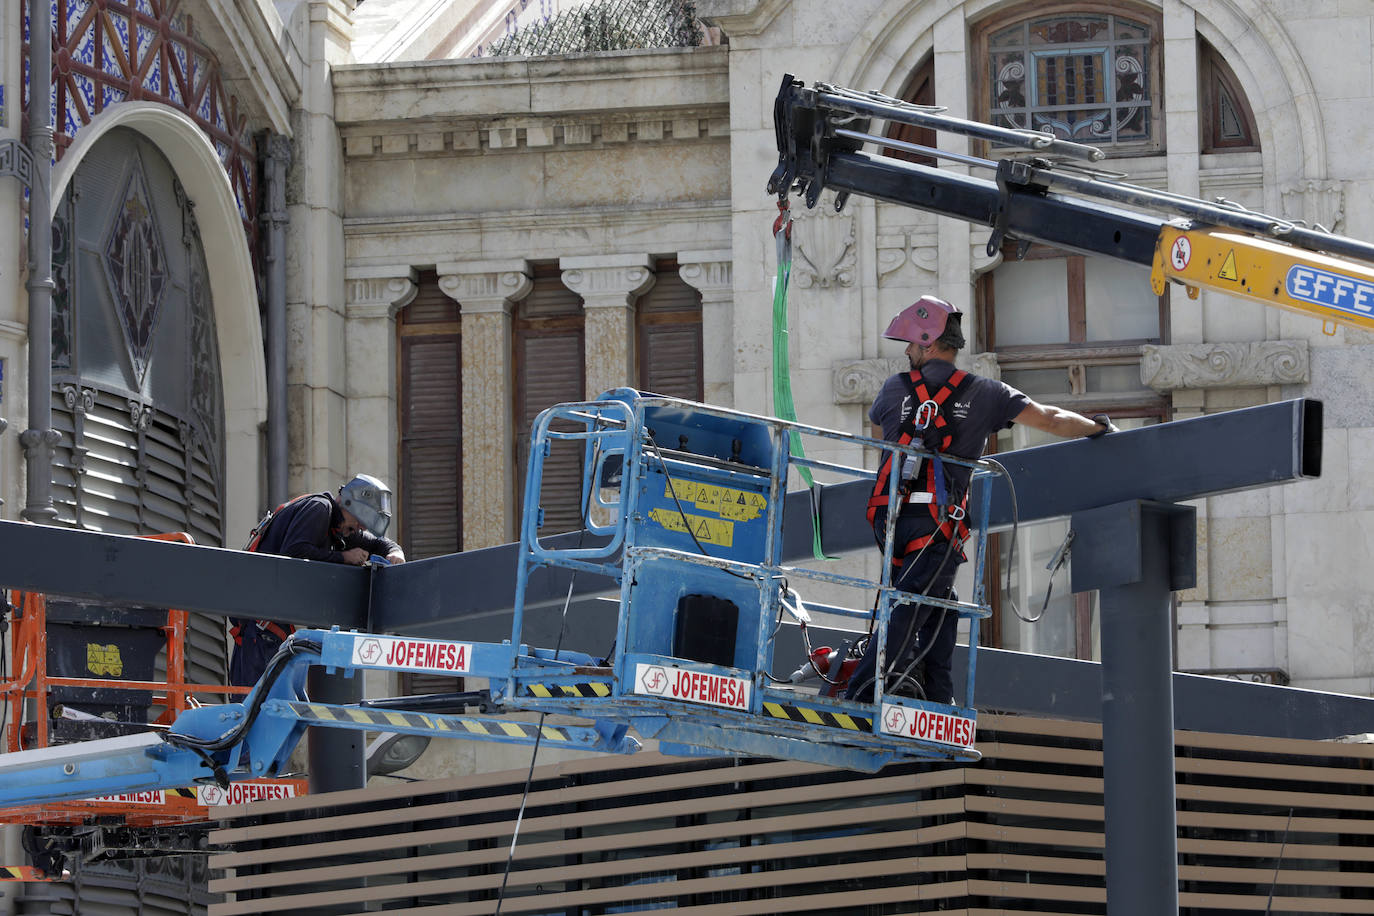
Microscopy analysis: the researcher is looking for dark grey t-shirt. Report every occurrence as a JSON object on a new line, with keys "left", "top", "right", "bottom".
{"left": 869, "top": 359, "right": 1031, "bottom": 505}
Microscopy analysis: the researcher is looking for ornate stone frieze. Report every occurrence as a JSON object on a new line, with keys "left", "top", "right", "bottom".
{"left": 792, "top": 194, "right": 857, "bottom": 289}
{"left": 1280, "top": 180, "right": 1344, "bottom": 234}
{"left": 832, "top": 357, "right": 908, "bottom": 404}
{"left": 1139, "top": 341, "right": 1309, "bottom": 392}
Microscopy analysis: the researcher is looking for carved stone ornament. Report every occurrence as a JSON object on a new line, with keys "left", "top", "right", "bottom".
{"left": 832, "top": 357, "right": 909, "bottom": 404}
{"left": 1280, "top": 180, "right": 1344, "bottom": 234}
{"left": 876, "top": 232, "right": 937, "bottom": 286}
{"left": 347, "top": 275, "right": 419, "bottom": 318}
{"left": 1139, "top": 341, "right": 1309, "bottom": 392}
{"left": 793, "top": 194, "right": 857, "bottom": 290}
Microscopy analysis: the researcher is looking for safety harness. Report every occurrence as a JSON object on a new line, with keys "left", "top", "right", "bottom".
{"left": 867, "top": 367, "right": 975, "bottom": 565}
{"left": 230, "top": 493, "right": 315, "bottom": 649}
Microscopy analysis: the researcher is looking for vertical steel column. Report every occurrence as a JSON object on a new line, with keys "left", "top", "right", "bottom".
{"left": 21, "top": 0, "right": 59, "bottom": 523}
{"left": 1071, "top": 500, "right": 1195, "bottom": 914}
{"left": 306, "top": 664, "right": 365, "bottom": 793}
{"left": 259, "top": 132, "right": 291, "bottom": 509}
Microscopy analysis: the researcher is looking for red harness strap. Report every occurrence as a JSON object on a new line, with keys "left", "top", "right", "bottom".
{"left": 867, "top": 368, "right": 972, "bottom": 564}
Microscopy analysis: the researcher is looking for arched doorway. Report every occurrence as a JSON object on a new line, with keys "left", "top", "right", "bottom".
{"left": 50, "top": 126, "right": 229, "bottom": 685}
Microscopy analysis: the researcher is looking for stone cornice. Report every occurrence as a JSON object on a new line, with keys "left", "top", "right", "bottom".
{"left": 1140, "top": 341, "right": 1309, "bottom": 391}
{"left": 340, "top": 109, "right": 729, "bottom": 159}
{"left": 198, "top": 0, "right": 302, "bottom": 133}
{"left": 344, "top": 200, "right": 730, "bottom": 238}
{"left": 696, "top": 0, "right": 790, "bottom": 37}
{"left": 333, "top": 46, "right": 729, "bottom": 127}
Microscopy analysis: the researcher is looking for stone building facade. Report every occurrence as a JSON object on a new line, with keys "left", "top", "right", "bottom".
{"left": 2, "top": 0, "right": 1373, "bottom": 801}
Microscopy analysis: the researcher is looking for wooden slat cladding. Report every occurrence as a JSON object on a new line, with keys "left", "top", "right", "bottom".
{"left": 636, "top": 259, "right": 703, "bottom": 401}
{"left": 210, "top": 716, "right": 1374, "bottom": 915}
{"left": 514, "top": 266, "right": 585, "bottom": 535}
{"left": 398, "top": 271, "right": 461, "bottom": 560}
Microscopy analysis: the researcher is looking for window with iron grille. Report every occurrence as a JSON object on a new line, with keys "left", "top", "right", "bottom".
{"left": 975, "top": 4, "right": 1162, "bottom": 152}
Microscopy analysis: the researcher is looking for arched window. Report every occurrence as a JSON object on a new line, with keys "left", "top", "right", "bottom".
{"left": 1199, "top": 37, "right": 1260, "bottom": 153}
{"left": 974, "top": 3, "right": 1163, "bottom": 153}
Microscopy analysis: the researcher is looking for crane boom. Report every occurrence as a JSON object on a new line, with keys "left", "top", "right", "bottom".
{"left": 769, "top": 75, "right": 1374, "bottom": 332}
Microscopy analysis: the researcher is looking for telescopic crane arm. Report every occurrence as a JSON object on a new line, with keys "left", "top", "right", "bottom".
{"left": 769, "top": 76, "right": 1374, "bottom": 333}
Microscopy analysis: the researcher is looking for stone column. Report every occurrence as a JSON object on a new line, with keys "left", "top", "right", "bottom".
{"left": 561, "top": 254, "right": 655, "bottom": 399}
{"left": 438, "top": 260, "right": 532, "bottom": 549}
{"left": 343, "top": 268, "right": 417, "bottom": 489}
{"left": 932, "top": 8, "right": 974, "bottom": 304}
{"left": 678, "top": 251, "right": 733, "bottom": 406}
{"left": 1162, "top": 0, "right": 1202, "bottom": 344}
{"left": 287, "top": 0, "right": 352, "bottom": 496}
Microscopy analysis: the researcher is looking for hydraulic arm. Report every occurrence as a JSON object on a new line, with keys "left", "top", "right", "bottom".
{"left": 769, "top": 76, "right": 1374, "bottom": 332}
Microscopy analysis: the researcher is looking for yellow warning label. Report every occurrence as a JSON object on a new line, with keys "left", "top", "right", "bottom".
{"left": 87, "top": 644, "right": 123, "bottom": 677}
{"left": 662, "top": 482, "right": 766, "bottom": 521}
{"left": 1218, "top": 249, "right": 1239, "bottom": 282}
{"left": 647, "top": 508, "right": 735, "bottom": 546}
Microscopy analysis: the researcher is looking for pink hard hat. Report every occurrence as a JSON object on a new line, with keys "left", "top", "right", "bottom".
{"left": 883, "top": 296, "right": 961, "bottom": 346}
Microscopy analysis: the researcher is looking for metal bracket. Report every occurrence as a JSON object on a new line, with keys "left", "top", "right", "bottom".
{"left": 0, "top": 139, "right": 34, "bottom": 189}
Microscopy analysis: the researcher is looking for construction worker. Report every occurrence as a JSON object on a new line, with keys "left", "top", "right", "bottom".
{"left": 229, "top": 474, "right": 406, "bottom": 687}
{"left": 844, "top": 296, "right": 1115, "bottom": 705}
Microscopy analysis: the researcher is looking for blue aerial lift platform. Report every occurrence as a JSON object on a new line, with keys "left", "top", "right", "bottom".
{"left": 0, "top": 390, "right": 997, "bottom": 811}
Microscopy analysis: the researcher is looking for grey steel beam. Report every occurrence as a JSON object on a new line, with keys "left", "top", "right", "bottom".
{"left": 0, "top": 399, "right": 1320, "bottom": 639}
{"left": 0, "top": 521, "right": 369, "bottom": 629}
{"left": 373, "top": 398, "right": 1319, "bottom": 634}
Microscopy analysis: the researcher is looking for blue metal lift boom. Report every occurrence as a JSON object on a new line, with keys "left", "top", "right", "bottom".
{"left": 0, "top": 390, "right": 998, "bottom": 808}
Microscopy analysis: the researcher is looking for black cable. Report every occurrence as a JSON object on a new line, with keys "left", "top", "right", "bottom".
{"left": 1264, "top": 807, "right": 1294, "bottom": 914}
{"left": 496, "top": 520, "right": 583, "bottom": 914}
{"left": 162, "top": 636, "right": 322, "bottom": 754}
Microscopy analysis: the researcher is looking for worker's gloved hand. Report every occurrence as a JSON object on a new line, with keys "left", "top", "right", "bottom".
{"left": 341, "top": 546, "right": 370, "bottom": 565}
{"left": 1086, "top": 414, "right": 1118, "bottom": 439}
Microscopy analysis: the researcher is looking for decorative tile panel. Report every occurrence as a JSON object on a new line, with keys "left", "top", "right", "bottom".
{"left": 23, "top": 0, "right": 262, "bottom": 271}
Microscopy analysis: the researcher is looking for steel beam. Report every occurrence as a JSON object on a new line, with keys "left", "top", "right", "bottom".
{"left": 0, "top": 521, "right": 369, "bottom": 629}
{"left": 0, "top": 399, "right": 1320, "bottom": 638}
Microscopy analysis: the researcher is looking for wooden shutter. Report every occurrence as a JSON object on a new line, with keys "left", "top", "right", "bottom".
{"left": 636, "top": 259, "right": 703, "bottom": 400}
{"left": 398, "top": 271, "right": 461, "bottom": 560}
{"left": 514, "top": 267, "right": 585, "bottom": 535}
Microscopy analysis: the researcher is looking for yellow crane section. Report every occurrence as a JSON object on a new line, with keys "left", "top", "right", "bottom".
{"left": 1151, "top": 225, "right": 1374, "bottom": 333}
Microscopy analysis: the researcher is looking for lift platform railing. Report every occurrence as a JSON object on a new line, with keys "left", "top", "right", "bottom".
{"left": 506, "top": 389, "right": 999, "bottom": 769}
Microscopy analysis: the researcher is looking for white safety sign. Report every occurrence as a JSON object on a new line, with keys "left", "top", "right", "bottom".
{"left": 1169, "top": 235, "right": 1191, "bottom": 270}
{"left": 634, "top": 663, "right": 750, "bottom": 710}
{"left": 351, "top": 635, "right": 472, "bottom": 674}
{"left": 196, "top": 782, "right": 299, "bottom": 807}
{"left": 879, "top": 703, "right": 976, "bottom": 748}
{"left": 88, "top": 791, "right": 165, "bottom": 804}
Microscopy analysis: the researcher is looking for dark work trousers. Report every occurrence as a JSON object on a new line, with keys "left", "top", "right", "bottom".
{"left": 844, "top": 509, "right": 963, "bottom": 704}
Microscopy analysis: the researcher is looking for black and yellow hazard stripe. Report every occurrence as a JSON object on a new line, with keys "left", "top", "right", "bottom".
{"left": 0, "top": 866, "right": 52, "bottom": 881}
{"left": 168, "top": 787, "right": 197, "bottom": 799}
{"left": 522, "top": 682, "right": 612, "bottom": 699}
{"left": 762, "top": 701, "right": 873, "bottom": 733}
{"left": 285, "top": 702, "right": 575, "bottom": 743}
